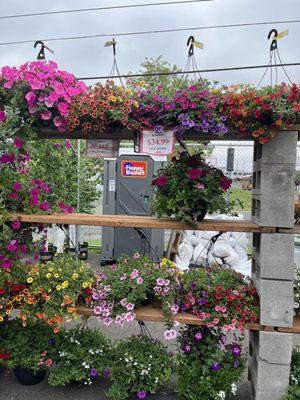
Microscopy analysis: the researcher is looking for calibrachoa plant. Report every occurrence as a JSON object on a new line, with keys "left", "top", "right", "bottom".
{"left": 0, "top": 319, "right": 59, "bottom": 372}
{"left": 107, "top": 335, "right": 172, "bottom": 400}
{"left": 152, "top": 150, "right": 234, "bottom": 225}
{"left": 285, "top": 348, "right": 300, "bottom": 400}
{"left": 131, "top": 80, "right": 228, "bottom": 137}
{"left": 175, "top": 326, "right": 245, "bottom": 400}
{"left": 294, "top": 265, "right": 300, "bottom": 316}
{"left": 19, "top": 255, "right": 95, "bottom": 331}
{"left": 67, "top": 80, "right": 140, "bottom": 134}
{"left": 179, "top": 267, "right": 259, "bottom": 332}
{"left": 219, "top": 83, "right": 300, "bottom": 143}
{"left": 48, "top": 326, "right": 112, "bottom": 386}
{"left": 91, "top": 255, "right": 180, "bottom": 330}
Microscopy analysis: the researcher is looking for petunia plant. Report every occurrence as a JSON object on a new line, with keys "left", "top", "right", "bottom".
{"left": 175, "top": 325, "right": 246, "bottom": 400}
{"left": 152, "top": 150, "right": 235, "bottom": 225}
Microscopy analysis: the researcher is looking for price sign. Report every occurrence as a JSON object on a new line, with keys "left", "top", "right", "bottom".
{"left": 139, "top": 129, "right": 175, "bottom": 156}
{"left": 86, "top": 139, "right": 120, "bottom": 158}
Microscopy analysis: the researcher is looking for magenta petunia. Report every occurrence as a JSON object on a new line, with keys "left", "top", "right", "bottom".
{"left": 40, "top": 110, "right": 52, "bottom": 120}
{"left": 156, "top": 176, "right": 168, "bottom": 187}
{"left": 13, "top": 182, "right": 22, "bottom": 191}
{"left": 7, "top": 240, "right": 18, "bottom": 252}
{"left": 188, "top": 168, "right": 202, "bottom": 180}
{"left": 0, "top": 110, "right": 6, "bottom": 122}
{"left": 220, "top": 176, "right": 232, "bottom": 191}
{"left": 12, "top": 220, "right": 21, "bottom": 230}
{"left": 39, "top": 201, "right": 51, "bottom": 211}
{"left": 137, "top": 391, "right": 147, "bottom": 399}
{"left": 2, "top": 258, "right": 12, "bottom": 269}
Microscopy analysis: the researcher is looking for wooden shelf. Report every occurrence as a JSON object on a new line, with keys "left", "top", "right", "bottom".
{"left": 37, "top": 125, "right": 300, "bottom": 142}
{"left": 8, "top": 213, "right": 276, "bottom": 233}
{"left": 76, "top": 303, "right": 300, "bottom": 333}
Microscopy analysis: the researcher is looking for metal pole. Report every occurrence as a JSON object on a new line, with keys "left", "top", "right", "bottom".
{"left": 226, "top": 147, "right": 234, "bottom": 203}
{"left": 75, "top": 139, "right": 81, "bottom": 253}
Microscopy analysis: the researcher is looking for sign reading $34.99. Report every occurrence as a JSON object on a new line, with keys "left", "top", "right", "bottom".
{"left": 139, "top": 129, "right": 175, "bottom": 156}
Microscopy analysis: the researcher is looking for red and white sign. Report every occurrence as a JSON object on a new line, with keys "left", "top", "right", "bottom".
{"left": 121, "top": 160, "right": 148, "bottom": 178}
{"left": 139, "top": 129, "right": 175, "bottom": 156}
{"left": 86, "top": 139, "right": 120, "bottom": 158}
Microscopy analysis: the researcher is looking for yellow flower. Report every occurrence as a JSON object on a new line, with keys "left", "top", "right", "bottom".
{"left": 126, "top": 89, "right": 133, "bottom": 95}
{"left": 46, "top": 273, "right": 51, "bottom": 279}
{"left": 117, "top": 96, "right": 123, "bottom": 102}
{"left": 54, "top": 274, "right": 60, "bottom": 279}
{"left": 56, "top": 285, "right": 62, "bottom": 291}
{"left": 0, "top": 316, "right": 3, "bottom": 322}
{"left": 72, "top": 273, "right": 79, "bottom": 279}
{"left": 109, "top": 95, "right": 116, "bottom": 102}
{"left": 5, "top": 310, "right": 11, "bottom": 315}
{"left": 63, "top": 281, "right": 69, "bottom": 287}
{"left": 82, "top": 282, "right": 88, "bottom": 289}
{"left": 133, "top": 101, "right": 139, "bottom": 108}
{"left": 49, "top": 267, "right": 54, "bottom": 272}
{"left": 27, "top": 277, "right": 33, "bottom": 283}
{"left": 58, "top": 268, "right": 62, "bottom": 272}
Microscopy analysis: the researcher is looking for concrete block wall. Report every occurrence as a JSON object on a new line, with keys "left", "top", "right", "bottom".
{"left": 250, "top": 131, "right": 297, "bottom": 400}
{"left": 248, "top": 331, "right": 293, "bottom": 399}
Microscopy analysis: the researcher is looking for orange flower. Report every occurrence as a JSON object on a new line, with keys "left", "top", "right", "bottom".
{"left": 53, "top": 327, "right": 59, "bottom": 334}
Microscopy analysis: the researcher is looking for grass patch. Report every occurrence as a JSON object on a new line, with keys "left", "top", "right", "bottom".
{"left": 229, "top": 187, "right": 252, "bottom": 212}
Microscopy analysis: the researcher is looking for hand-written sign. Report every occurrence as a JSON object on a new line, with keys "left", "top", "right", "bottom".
{"left": 139, "top": 129, "right": 175, "bottom": 156}
{"left": 86, "top": 139, "right": 120, "bottom": 158}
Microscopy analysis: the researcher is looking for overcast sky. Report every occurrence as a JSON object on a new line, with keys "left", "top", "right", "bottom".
{"left": 0, "top": 0, "right": 299, "bottom": 86}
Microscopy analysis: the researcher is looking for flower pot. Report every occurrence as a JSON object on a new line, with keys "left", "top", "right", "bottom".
{"left": 13, "top": 367, "right": 46, "bottom": 385}
{"left": 141, "top": 292, "right": 155, "bottom": 307}
{"left": 191, "top": 200, "right": 208, "bottom": 222}
{"left": 39, "top": 250, "right": 54, "bottom": 262}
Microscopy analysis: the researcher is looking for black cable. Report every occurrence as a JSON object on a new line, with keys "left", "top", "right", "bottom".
{"left": 58, "top": 224, "right": 80, "bottom": 257}
{"left": 0, "top": 1, "right": 212, "bottom": 20}
{"left": 79, "top": 62, "right": 300, "bottom": 81}
{"left": 1, "top": 19, "right": 298, "bottom": 47}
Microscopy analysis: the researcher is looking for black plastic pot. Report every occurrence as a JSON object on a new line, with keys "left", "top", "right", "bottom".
{"left": 13, "top": 367, "right": 46, "bottom": 385}
{"left": 191, "top": 200, "right": 208, "bottom": 222}
{"left": 141, "top": 291, "right": 155, "bottom": 307}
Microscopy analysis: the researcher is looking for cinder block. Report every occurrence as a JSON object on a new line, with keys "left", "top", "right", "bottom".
{"left": 253, "top": 131, "right": 297, "bottom": 165}
{"left": 252, "top": 162, "right": 295, "bottom": 197}
{"left": 248, "top": 353, "right": 290, "bottom": 392}
{"left": 249, "top": 331, "right": 293, "bottom": 365}
{"left": 252, "top": 194, "right": 294, "bottom": 228}
{"left": 253, "top": 277, "right": 294, "bottom": 327}
{"left": 252, "top": 233, "right": 294, "bottom": 280}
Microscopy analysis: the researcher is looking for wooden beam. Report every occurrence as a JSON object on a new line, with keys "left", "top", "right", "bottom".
{"left": 7, "top": 213, "right": 276, "bottom": 233}
{"left": 37, "top": 125, "right": 300, "bottom": 141}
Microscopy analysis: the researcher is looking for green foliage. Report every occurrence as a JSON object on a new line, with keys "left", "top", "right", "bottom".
{"left": 175, "top": 326, "right": 245, "bottom": 400}
{"left": 0, "top": 319, "right": 59, "bottom": 371}
{"left": 28, "top": 139, "right": 103, "bottom": 213}
{"left": 128, "top": 56, "right": 183, "bottom": 96}
{"left": 285, "top": 348, "right": 300, "bottom": 399}
{"left": 48, "top": 326, "right": 112, "bottom": 386}
{"left": 107, "top": 335, "right": 172, "bottom": 400}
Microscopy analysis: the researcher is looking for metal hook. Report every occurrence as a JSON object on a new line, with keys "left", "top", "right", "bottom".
{"left": 187, "top": 35, "right": 195, "bottom": 57}
{"left": 104, "top": 38, "right": 117, "bottom": 57}
{"left": 268, "top": 29, "right": 278, "bottom": 51}
{"left": 34, "top": 40, "right": 54, "bottom": 61}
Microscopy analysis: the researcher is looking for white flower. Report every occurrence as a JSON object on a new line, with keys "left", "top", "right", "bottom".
{"left": 217, "top": 391, "right": 226, "bottom": 400}
{"left": 231, "top": 383, "right": 237, "bottom": 395}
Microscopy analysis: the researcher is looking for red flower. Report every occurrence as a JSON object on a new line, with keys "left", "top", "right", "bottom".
{"left": 188, "top": 168, "right": 202, "bottom": 180}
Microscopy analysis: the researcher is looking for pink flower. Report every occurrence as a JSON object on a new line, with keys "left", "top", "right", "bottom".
{"left": 65, "top": 139, "right": 71, "bottom": 149}
{"left": 115, "top": 315, "right": 124, "bottom": 325}
{"left": 156, "top": 278, "right": 164, "bottom": 286}
{"left": 29, "top": 188, "right": 40, "bottom": 199}
{"left": 221, "top": 306, "right": 227, "bottom": 313}
{"left": 57, "top": 102, "right": 68, "bottom": 116}
{"left": 0, "top": 110, "right": 6, "bottom": 122}
{"left": 40, "top": 110, "right": 52, "bottom": 120}
{"left": 25, "top": 91, "right": 36, "bottom": 106}
{"left": 155, "top": 176, "right": 168, "bottom": 187}
{"left": 8, "top": 192, "right": 19, "bottom": 200}
{"left": 39, "top": 201, "right": 51, "bottom": 211}
{"left": 120, "top": 298, "right": 127, "bottom": 307}
{"left": 220, "top": 176, "right": 232, "bottom": 191}
{"left": 130, "top": 269, "right": 139, "bottom": 279}
{"left": 136, "top": 277, "right": 143, "bottom": 285}
{"left": 123, "top": 312, "right": 135, "bottom": 323}
{"left": 102, "top": 317, "right": 112, "bottom": 326}
{"left": 164, "top": 329, "right": 177, "bottom": 340}
{"left": 45, "top": 359, "right": 53, "bottom": 368}
{"left": 7, "top": 240, "right": 18, "bottom": 252}
{"left": 215, "top": 305, "right": 221, "bottom": 312}
{"left": 53, "top": 116, "right": 63, "bottom": 127}
{"left": 29, "top": 197, "right": 38, "bottom": 206}
{"left": 94, "top": 306, "right": 102, "bottom": 315}
{"left": 12, "top": 220, "right": 21, "bottom": 230}
{"left": 126, "top": 303, "right": 134, "bottom": 311}
{"left": 188, "top": 168, "right": 202, "bottom": 180}
{"left": 2, "top": 258, "right": 12, "bottom": 269}
{"left": 13, "top": 182, "right": 22, "bottom": 191}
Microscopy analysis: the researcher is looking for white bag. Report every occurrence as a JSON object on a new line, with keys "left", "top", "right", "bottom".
{"left": 175, "top": 256, "right": 190, "bottom": 271}
{"left": 177, "top": 239, "right": 193, "bottom": 263}
{"left": 192, "top": 240, "right": 209, "bottom": 265}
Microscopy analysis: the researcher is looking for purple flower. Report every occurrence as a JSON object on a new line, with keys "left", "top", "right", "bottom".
{"left": 103, "top": 369, "right": 111, "bottom": 378}
{"left": 90, "top": 368, "right": 98, "bottom": 377}
{"left": 137, "top": 390, "right": 147, "bottom": 399}
{"left": 155, "top": 176, "right": 168, "bottom": 187}
{"left": 183, "top": 345, "right": 192, "bottom": 354}
{"left": 231, "top": 344, "right": 241, "bottom": 358}
{"left": 194, "top": 332, "right": 203, "bottom": 343}
{"left": 48, "top": 338, "right": 55, "bottom": 346}
{"left": 191, "top": 283, "right": 197, "bottom": 290}
{"left": 210, "top": 362, "right": 221, "bottom": 371}
{"left": 197, "top": 298, "right": 207, "bottom": 306}
{"left": 234, "top": 360, "right": 240, "bottom": 368}
{"left": 188, "top": 168, "right": 202, "bottom": 180}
